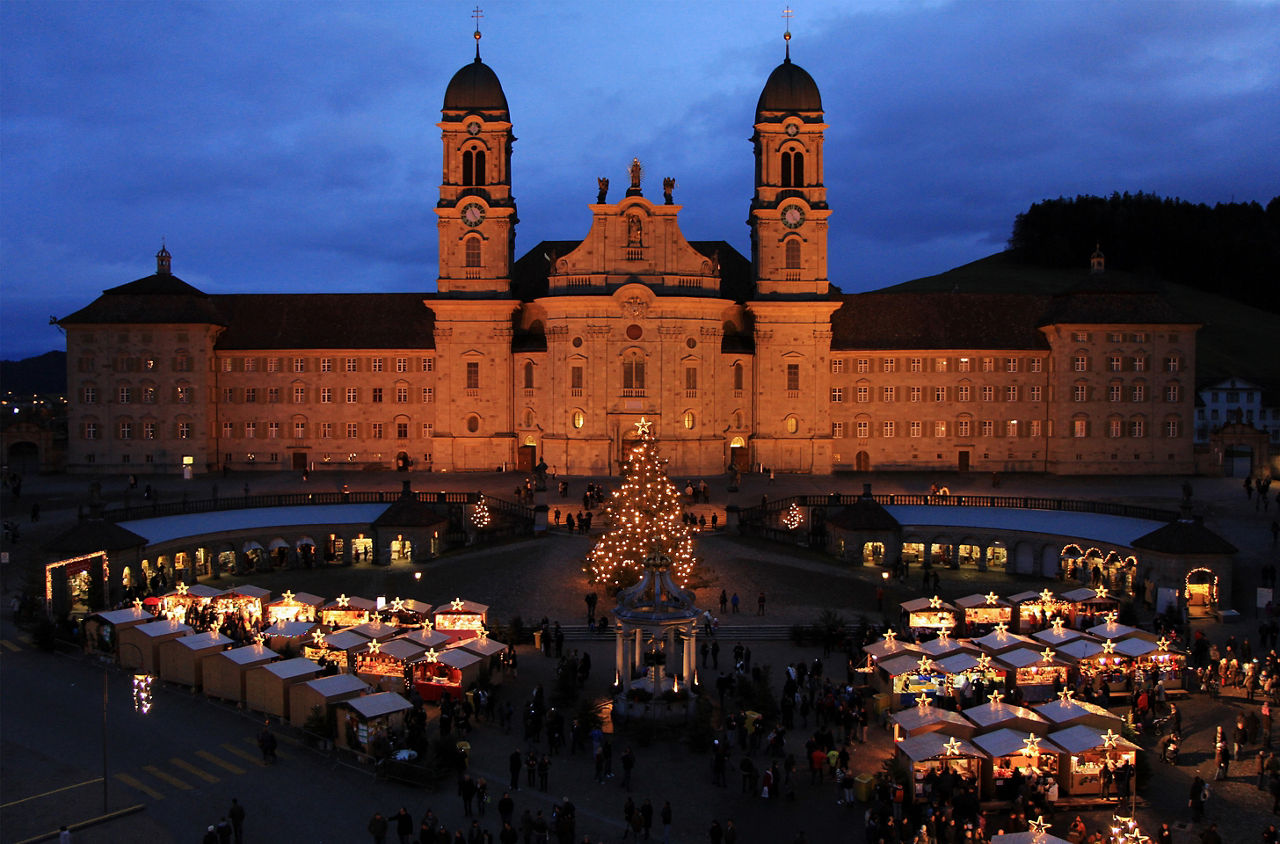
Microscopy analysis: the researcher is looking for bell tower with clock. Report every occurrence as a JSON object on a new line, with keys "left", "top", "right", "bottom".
{"left": 749, "top": 28, "right": 829, "bottom": 298}
{"left": 436, "top": 26, "right": 517, "bottom": 296}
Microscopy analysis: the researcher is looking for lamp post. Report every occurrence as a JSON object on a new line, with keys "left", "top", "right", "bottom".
{"left": 104, "top": 641, "right": 151, "bottom": 812}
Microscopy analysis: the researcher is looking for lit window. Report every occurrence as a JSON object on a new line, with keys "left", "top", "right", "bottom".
{"left": 856, "top": 359, "right": 869, "bottom": 374}
{"left": 882, "top": 358, "right": 896, "bottom": 373}
{"left": 1164, "top": 356, "right": 1180, "bottom": 373}
{"left": 957, "top": 358, "right": 970, "bottom": 373}
{"left": 909, "top": 387, "right": 921, "bottom": 403}
{"left": 346, "top": 358, "right": 358, "bottom": 372}
{"left": 572, "top": 410, "right": 585, "bottom": 429}
{"left": 882, "top": 421, "right": 895, "bottom": 438}
{"left": 372, "top": 358, "right": 384, "bottom": 373}
{"left": 683, "top": 411, "right": 695, "bottom": 430}
{"left": 320, "top": 358, "right": 332, "bottom": 372}
{"left": 244, "top": 357, "right": 257, "bottom": 372}
{"left": 909, "top": 421, "right": 921, "bottom": 438}
{"left": 831, "top": 422, "right": 844, "bottom": 438}
{"left": 293, "top": 421, "right": 306, "bottom": 438}
{"left": 178, "top": 422, "right": 191, "bottom": 439}
{"left": 957, "top": 420, "right": 970, "bottom": 438}
{"left": 982, "top": 357, "right": 994, "bottom": 372}
{"left": 935, "top": 358, "right": 948, "bottom": 373}
{"left": 1073, "top": 355, "right": 1088, "bottom": 372}
{"left": 934, "top": 421, "right": 946, "bottom": 438}
{"left": 1006, "top": 420, "right": 1018, "bottom": 437}
{"left": 786, "top": 416, "right": 799, "bottom": 434}
{"left": 830, "top": 388, "right": 843, "bottom": 403}
{"left": 1133, "top": 356, "right": 1146, "bottom": 372}
{"left": 1109, "top": 355, "right": 1122, "bottom": 372}
{"left": 1029, "top": 420, "right": 1040, "bottom": 437}
{"left": 1029, "top": 358, "right": 1042, "bottom": 373}
{"left": 910, "top": 358, "right": 922, "bottom": 373}
{"left": 144, "top": 422, "right": 157, "bottom": 440}
{"left": 1006, "top": 358, "right": 1018, "bottom": 373}
{"left": 1073, "top": 419, "right": 1088, "bottom": 438}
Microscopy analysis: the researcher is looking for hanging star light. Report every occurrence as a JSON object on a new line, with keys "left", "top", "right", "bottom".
{"left": 1041, "top": 647, "right": 1056, "bottom": 663}
{"left": 1029, "top": 816, "right": 1050, "bottom": 837}
{"left": 282, "top": 590, "right": 296, "bottom": 603}
{"left": 985, "top": 591, "right": 1000, "bottom": 606}
{"left": 425, "top": 647, "right": 439, "bottom": 663}
{"left": 635, "top": 417, "right": 652, "bottom": 436}
{"left": 1058, "top": 688, "right": 1075, "bottom": 704}
{"left": 389, "top": 598, "right": 405, "bottom": 613}
{"left": 882, "top": 629, "right": 898, "bottom": 646}
{"left": 1101, "top": 638, "right": 1117, "bottom": 654}
{"left": 1104, "top": 610, "right": 1119, "bottom": 626}
{"left": 1051, "top": 617, "right": 1066, "bottom": 636}
{"left": 976, "top": 653, "right": 992, "bottom": 673}
{"left": 993, "top": 622, "right": 1009, "bottom": 638}
{"left": 132, "top": 597, "right": 144, "bottom": 612}
{"left": 336, "top": 594, "right": 350, "bottom": 607}
{"left": 311, "top": 629, "right": 327, "bottom": 646}
{"left": 1094, "top": 586, "right": 1108, "bottom": 600}
{"left": 423, "top": 619, "right": 434, "bottom": 634}
{"left": 937, "top": 626, "right": 950, "bottom": 645}
{"left": 450, "top": 597, "right": 465, "bottom": 612}
{"left": 1101, "top": 728, "right": 1121, "bottom": 748}
{"left": 942, "top": 736, "right": 963, "bottom": 756}
{"left": 1156, "top": 637, "right": 1170, "bottom": 652}
{"left": 988, "top": 689, "right": 1005, "bottom": 706}
{"left": 478, "top": 626, "right": 489, "bottom": 643}
{"left": 175, "top": 582, "right": 190, "bottom": 595}
{"left": 915, "top": 693, "right": 934, "bottom": 713}
{"left": 916, "top": 655, "right": 935, "bottom": 674}
{"left": 1022, "top": 733, "right": 1042, "bottom": 757}
{"left": 367, "top": 639, "right": 381, "bottom": 654}
{"left": 928, "top": 595, "right": 943, "bottom": 609}
{"left": 1038, "top": 588, "right": 1055, "bottom": 605}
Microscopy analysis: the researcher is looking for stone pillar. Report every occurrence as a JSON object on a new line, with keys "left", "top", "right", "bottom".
{"left": 687, "top": 626, "right": 697, "bottom": 684}
{"left": 615, "top": 627, "right": 625, "bottom": 686}
{"left": 633, "top": 628, "right": 643, "bottom": 675}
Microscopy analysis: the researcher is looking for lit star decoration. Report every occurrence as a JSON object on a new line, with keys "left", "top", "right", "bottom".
{"left": 942, "top": 737, "right": 962, "bottom": 756}
{"left": 425, "top": 647, "right": 439, "bottom": 663}
{"left": 1051, "top": 617, "right": 1065, "bottom": 636}
{"left": 882, "top": 629, "right": 898, "bottom": 646}
{"left": 976, "top": 653, "right": 992, "bottom": 672}
{"left": 993, "top": 622, "right": 1009, "bottom": 638}
{"left": 1058, "top": 688, "right": 1075, "bottom": 704}
{"left": 1041, "top": 647, "right": 1056, "bottom": 663}
{"left": 1101, "top": 728, "right": 1121, "bottom": 748}
{"left": 1104, "top": 610, "right": 1119, "bottom": 627}
{"left": 1022, "top": 733, "right": 1042, "bottom": 758}
{"left": 367, "top": 639, "right": 381, "bottom": 654}
{"left": 478, "top": 626, "right": 489, "bottom": 643}
{"left": 985, "top": 592, "right": 999, "bottom": 606}
{"left": 311, "top": 629, "right": 327, "bottom": 646}
{"left": 937, "top": 627, "right": 950, "bottom": 645}
{"left": 916, "top": 655, "right": 935, "bottom": 674}
{"left": 1156, "top": 637, "right": 1170, "bottom": 652}
{"left": 1094, "top": 586, "right": 1108, "bottom": 600}
{"left": 915, "top": 693, "right": 934, "bottom": 713}
{"left": 390, "top": 598, "right": 405, "bottom": 613}
{"left": 1039, "top": 588, "right": 1055, "bottom": 604}
{"left": 988, "top": 689, "right": 1005, "bottom": 706}
{"left": 336, "top": 594, "right": 350, "bottom": 607}
{"left": 282, "top": 590, "right": 296, "bottom": 603}
{"left": 928, "top": 595, "right": 943, "bottom": 609}
{"left": 253, "top": 632, "right": 266, "bottom": 647}
{"left": 423, "top": 619, "right": 434, "bottom": 634}
{"left": 450, "top": 597, "right": 465, "bottom": 612}
{"left": 132, "top": 598, "right": 144, "bottom": 612}
{"left": 1101, "top": 638, "right": 1117, "bottom": 654}
{"left": 584, "top": 418, "right": 698, "bottom": 588}
{"left": 175, "top": 582, "right": 190, "bottom": 596}
{"left": 782, "top": 501, "right": 804, "bottom": 530}
{"left": 1109, "top": 814, "right": 1149, "bottom": 844}
{"left": 1029, "top": 816, "right": 1050, "bottom": 837}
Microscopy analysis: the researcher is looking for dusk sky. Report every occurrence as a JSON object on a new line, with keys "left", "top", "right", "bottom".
{"left": 2, "top": 1, "right": 1277, "bottom": 361}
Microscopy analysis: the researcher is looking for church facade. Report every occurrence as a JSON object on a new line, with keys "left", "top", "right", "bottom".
{"left": 60, "top": 46, "right": 1199, "bottom": 478}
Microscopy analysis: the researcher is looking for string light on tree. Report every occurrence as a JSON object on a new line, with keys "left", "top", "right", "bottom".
{"left": 471, "top": 494, "right": 492, "bottom": 529}
{"left": 782, "top": 501, "right": 804, "bottom": 530}
{"left": 585, "top": 418, "right": 698, "bottom": 588}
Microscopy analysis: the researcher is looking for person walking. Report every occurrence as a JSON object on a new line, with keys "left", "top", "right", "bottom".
{"left": 509, "top": 748, "right": 523, "bottom": 790}
{"left": 393, "top": 807, "right": 414, "bottom": 844}
{"left": 621, "top": 746, "right": 636, "bottom": 790}
{"left": 368, "top": 812, "right": 389, "bottom": 844}
{"left": 660, "top": 801, "right": 672, "bottom": 844}
{"left": 1189, "top": 775, "right": 1207, "bottom": 822}
{"left": 227, "top": 798, "right": 245, "bottom": 844}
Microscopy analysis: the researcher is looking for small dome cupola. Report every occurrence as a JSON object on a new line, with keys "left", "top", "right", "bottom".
{"left": 156, "top": 242, "right": 172, "bottom": 275}
{"left": 442, "top": 18, "right": 509, "bottom": 115}
{"left": 1090, "top": 243, "right": 1105, "bottom": 274}
{"left": 755, "top": 21, "right": 822, "bottom": 119}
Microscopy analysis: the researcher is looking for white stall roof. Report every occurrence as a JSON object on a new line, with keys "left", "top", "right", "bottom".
{"left": 175, "top": 630, "right": 233, "bottom": 651}
{"left": 398, "top": 628, "right": 452, "bottom": 649}
{"left": 437, "top": 648, "right": 482, "bottom": 669}
{"left": 164, "top": 584, "right": 223, "bottom": 600}
{"left": 886, "top": 504, "right": 1160, "bottom": 548}
{"left": 263, "top": 657, "right": 322, "bottom": 681}
{"left": 897, "top": 731, "right": 986, "bottom": 762}
{"left": 324, "top": 629, "right": 372, "bottom": 651}
{"left": 270, "top": 591, "right": 325, "bottom": 607}
{"left": 346, "top": 691, "right": 413, "bottom": 719}
{"left": 1056, "top": 639, "right": 1105, "bottom": 661}
{"left": 996, "top": 647, "right": 1063, "bottom": 670}
{"left": 954, "top": 593, "right": 1011, "bottom": 609}
{"left": 880, "top": 653, "right": 935, "bottom": 677}
{"left": 264, "top": 621, "right": 317, "bottom": 638}
{"left": 136, "top": 620, "right": 193, "bottom": 639}
{"left": 864, "top": 638, "right": 922, "bottom": 661}
{"left": 1060, "top": 587, "right": 1108, "bottom": 603}
{"left": 971, "top": 631, "right": 1039, "bottom": 653}
{"left": 936, "top": 653, "right": 982, "bottom": 675}
{"left": 901, "top": 597, "right": 957, "bottom": 613}
{"left": 1087, "top": 622, "right": 1154, "bottom": 642}
{"left": 991, "top": 832, "right": 1072, "bottom": 844}
{"left": 374, "top": 639, "right": 427, "bottom": 661}
{"left": 918, "top": 638, "right": 975, "bottom": 658}
{"left": 1033, "top": 627, "right": 1088, "bottom": 647}
{"left": 1047, "top": 723, "right": 1139, "bottom": 755}
{"left": 973, "top": 727, "right": 1056, "bottom": 759}
{"left": 96, "top": 607, "right": 153, "bottom": 625}
{"left": 1034, "top": 698, "right": 1122, "bottom": 728}
{"left": 436, "top": 599, "right": 490, "bottom": 616}
{"left": 962, "top": 700, "right": 1048, "bottom": 731}
{"left": 323, "top": 596, "right": 379, "bottom": 612}
{"left": 456, "top": 637, "right": 507, "bottom": 657}
{"left": 892, "top": 707, "right": 973, "bottom": 734}
{"left": 304, "top": 674, "right": 370, "bottom": 698}
{"left": 1114, "top": 638, "right": 1159, "bottom": 658}
{"left": 349, "top": 621, "right": 399, "bottom": 641}
{"left": 222, "top": 584, "right": 272, "bottom": 601}
{"left": 220, "top": 644, "right": 279, "bottom": 666}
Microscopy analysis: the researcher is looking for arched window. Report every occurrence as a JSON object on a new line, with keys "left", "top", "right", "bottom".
{"left": 465, "top": 237, "right": 482, "bottom": 268}
{"left": 462, "top": 148, "right": 486, "bottom": 187}
{"left": 572, "top": 410, "right": 585, "bottom": 429}
{"left": 622, "top": 353, "right": 645, "bottom": 394}
{"left": 780, "top": 149, "right": 804, "bottom": 187}
{"left": 732, "top": 362, "right": 744, "bottom": 391}
{"left": 523, "top": 361, "right": 534, "bottom": 389}
{"left": 683, "top": 410, "right": 695, "bottom": 430}
{"left": 785, "top": 239, "right": 801, "bottom": 270}
{"left": 781, "top": 151, "right": 794, "bottom": 188}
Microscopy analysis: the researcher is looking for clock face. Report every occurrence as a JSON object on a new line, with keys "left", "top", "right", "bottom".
{"left": 781, "top": 204, "right": 805, "bottom": 229}
{"left": 785, "top": 123, "right": 799, "bottom": 137}
{"left": 461, "top": 203, "right": 486, "bottom": 227}
{"left": 466, "top": 121, "right": 481, "bottom": 136}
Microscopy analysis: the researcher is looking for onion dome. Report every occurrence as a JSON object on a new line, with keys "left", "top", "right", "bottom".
{"left": 756, "top": 58, "right": 822, "bottom": 118}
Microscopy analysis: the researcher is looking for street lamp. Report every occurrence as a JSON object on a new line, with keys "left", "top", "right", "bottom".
{"left": 104, "top": 641, "right": 151, "bottom": 812}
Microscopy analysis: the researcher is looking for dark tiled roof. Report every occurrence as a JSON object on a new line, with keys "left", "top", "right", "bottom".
{"left": 60, "top": 273, "right": 225, "bottom": 326}
{"left": 1131, "top": 516, "right": 1237, "bottom": 555}
{"left": 45, "top": 519, "right": 148, "bottom": 554}
{"left": 826, "top": 496, "right": 902, "bottom": 532}
{"left": 213, "top": 294, "right": 435, "bottom": 350}
{"left": 372, "top": 496, "right": 450, "bottom": 528}
{"left": 1038, "top": 275, "right": 1199, "bottom": 326}
{"left": 831, "top": 292, "right": 1053, "bottom": 351}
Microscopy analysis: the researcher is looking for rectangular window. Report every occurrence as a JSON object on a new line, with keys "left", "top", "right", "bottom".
{"left": 341, "top": 388, "right": 355, "bottom": 403}
{"left": 371, "top": 423, "right": 383, "bottom": 439}
{"left": 1030, "top": 386, "right": 1042, "bottom": 402}
{"left": 222, "top": 421, "right": 234, "bottom": 438}
{"left": 830, "top": 359, "right": 844, "bottom": 374}
{"left": 118, "top": 421, "right": 133, "bottom": 440}
{"left": 1165, "top": 356, "right": 1180, "bottom": 373}
{"left": 1133, "top": 356, "right": 1146, "bottom": 372}
{"left": 267, "top": 357, "right": 281, "bottom": 372}
{"left": 268, "top": 422, "right": 279, "bottom": 439}
{"left": 345, "top": 357, "right": 358, "bottom": 373}
{"left": 1006, "top": 420, "right": 1019, "bottom": 438}
{"left": 1005, "top": 386, "right": 1018, "bottom": 402}
{"left": 909, "top": 387, "right": 921, "bottom": 403}
{"left": 882, "top": 358, "right": 896, "bottom": 373}
{"left": 856, "top": 359, "right": 869, "bottom": 374}
{"left": 685, "top": 367, "right": 698, "bottom": 392}
{"left": 1132, "top": 385, "right": 1146, "bottom": 402}
{"left": 909, "top": 421, "right": 922, "bottom": 438}
{"left": 1109, "top": 385, "right": 1123, "bottom": 402}
{"left": 143, "top": 386, "right": 157, "bottom": 404}
{"left": 1073, "top": 355, "right": 1088, "bottom": 372}
{"left": 934, "top": 421, "right": 946, "bottom": 438}
{"left": 957, "top": 420, "right": 971, "bottom": 438}
{"left": 267, "top": 387, "right": 280, "bottom": 403}
{"left": 245, "top": 388, "right": 257, "bottom": 403}
{"left": 571, "top": 366, "right": 584, "bottom": 392}
{"left": 422, "top": 422, "right": 433, "bottom": 438}
{"left": 1030, "top": 358, "right": 1042, "bottom": 373}
{"left": 935, "top": 387, "right": 946, "bottom": 402}
{"left": 936, "top": 358, "right": 948, "bottom": 373}
{"left": 1109, "top": 332, "right": 1124, "bottom": 343}
{"left": 830, "top": 387, "right": 843, "bottom": 403}
{"left": 320, "top": 358, "right": 332, "bottom": 373}
{"left": 346, "top": 422, "right": 358, "bottom": 438}
{"left": 320, "top": 422, "right": 333, "bottom": 438}
{"left": 221, "top": 358, "right": 233, "bottom": 373}
{"left": 981, "top": 420, "right": 993, "bottom": 438}
{"left": 292, "top": 357, "right": 305, "bottom": 373}
{"left": 396, "top": 386, "right": 409, "bottom": 403}
{"left": 293, "top": 421, "right": 306, "bottom": 438}
{"left": 118, "top": 387, "right": 132, "bottom": 404}
{"left": 1130, "top": 419, "right": 1145, "bottom": 438}
{"left": 1109, "top": 355, "right": 1123, "bottom": 372}
{"left": 982, "top": 357, "right": 994, "bottom": 372}
{"left": 856, "top": 420, "right": 870, "bottom": 439}
{"left": 143, "top": 422, "right": 156, "bottom": 440}
{"left": 1073, "top": 419, "right": 1088, "bottom": 438}
{"left": 244, "top": 357, "right": 257, "bottom": 372}
{"left": 293, "top": 386, "right": 306, "bottom": 403}
{"left": 221, "top": 387, "right": 234, "bottom": 403}
{"left": 371, "top": 358, "right": 384, "bottom": 373}
{"left": 1006, "top": 358, "right": 1018, "bottom": 373}
{"left": 396, "top": 357, "right": 408, "bottom": 373}
{"left": 957, "top": 358, "right": 971, "bottom": 373}
{"left": 856, "top": 386, "right": 870, "bottom": 403}
{"left": 422, "top": 357, "right": 434, "bottom": 372}
{"left": 910, "top": 358, "right": 923, "bottom": 373}
{"left": 396, "top": 422, "right": 408, "bottom": 439}
{"left": 1165, "top": 385, "right": 1180, "bottom": 402}
{"left": 177, "top": 422, "right": 191, "bottom": 439}
{"left": 1073, "top": 332, "right": 1090, "bottom": 342}
{"left": 320, "top": 387, "right": 333, "bottom": 403}
{"left": 882, "top": 386, "right": 895, "bottom": 402}
{"left": 1074, "top": 385, "right": 1087, "bottom": 402}
{"left": 982, "top": 386, "right": 994, "bottom": 402}
{"left": 786, "top": 364, "right": 800, "bottom": 392}
{"left": 831, "top": 422, "right": 844, "bottom": 438}
{"left": 1166, "top": 419, "right": 1180, "bottom": 438}
{"left": 1030, "top": 420, "right": 1041, "bottom": 437}
{"left": 371, "top": 388, "right": 383, "bottom": 403}
{"left": 422, "top": 387, "right": 434, "bottom": 403}
{"left": 176, "top": 386, "right": 191, "bottom": 404}
{"left": 882, "top": 421, "right": 895, "bottom": 438}
{"left": 466, "top": 362, "right": 480, "bottom": 390}
{"left": 245, "top": 422, "right": 256, "bottom": 439}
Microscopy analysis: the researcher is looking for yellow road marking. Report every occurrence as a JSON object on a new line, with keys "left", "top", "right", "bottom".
{"left": 0, "top": 777, "right": 103, "bottom": 809}
{"left": 142, "top": 765, "right": 192, "bottom": 790}
{"left": 114, "top": 772, "right": 163, "bottom": 800}
{"left": 170, "top": 758, "right": 219, "bottom": 783}
{"left": 0, "top": 640, "right": 21, "bottom": 652}
{"left": 196, "top": 750, "right": 245, "bottom": 775}
{"left": 221, "top": 743, "right": 262, "bottom": 765}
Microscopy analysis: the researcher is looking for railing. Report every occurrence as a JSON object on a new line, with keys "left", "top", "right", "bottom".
{"left": 736, "top": 493, "right": 1178, "bottom": 526}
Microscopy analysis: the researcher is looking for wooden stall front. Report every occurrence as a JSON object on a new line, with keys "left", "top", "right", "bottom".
{"left": 290, "top": 673, "right": 370, "bottom": 730}
{"left": 900, "top": 597, "right": 960, "bottom": 640}
{"left": 159, "top": 583, "right": 223, "bottom": 620}
{"left": 1128, "top": 640, "right": 1188, "bottom": 688}
{"left": 337, "top": 691, "right": 414, "bottom": 754}
{"left": 955, "top": 593, "right": 1013, "bottom": 637}
{"left": 995, "top": 648, "right": 1070, "bottom": 703}
{"left": 318, "top": 595, "right": 377, "bottom": 628}
{"left": 84, "top": 606, "right": 154, "bottom": 655}
{"left": 433, "top": 599, "right": 489, "bottom": 644}
{"left": 973, "top": 728, "right": 1060, "bottom": 801}
{"left": 265, "top": 591, "right": 324, "bottom": 625}
{"left": 936, "top": 652, "right": 1005, "bottom": 708}
{"left": 1047, "top": 724, "right": 1139, "bottom": 796}
{"left": 1058, "top": 587, "right": 1119, "bottom": 629}
{"left": 213, "top": 585, "right": 271, "bottom": 625}
{"left": 1010, "top": 590, "right": 1061, "bottom": 635}
{"left": 1056, "top": 638, "right": 1129, "bottom": 692}
{"left": 204, "top": 643, "right": 279, "bottom": 702}
{"left": 355, "top": 638, "right": 426, "bottom": 693}
{"left": 118, "top": 619, "right": 193, "bottom": 674}
{"left": 303, "top": 629, "right": 371, "bottom": 673}
{"left": 158, "top": 630, "right": 232, "bottom": 688}
{"left": 879, "top": 652, "right": 949, "bottom": 709}
{"left": 245, "top": 656, "right": 322, "bottom": 718}
{"left": 895, "top": 732, "right": 987, "bottom": 803}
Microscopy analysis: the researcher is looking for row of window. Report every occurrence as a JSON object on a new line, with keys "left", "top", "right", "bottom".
{"left": 827, "top": 383, "right": 1183, "bottom": 404}
{"left": 824, "top": 418, "right": 1183, "bottom": 439}
{"left": 219, "top": 356, "right": 436, "bottom": 374}
{"left": 84, "top": 420, "right": 438, "bottom": 441}
{"left": 828, "top": 353, "right": 1182, "bottom": 375}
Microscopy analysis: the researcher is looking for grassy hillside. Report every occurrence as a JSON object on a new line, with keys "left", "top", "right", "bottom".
{"left": 881, "top": 252, "right": 1280, "bottom": 393}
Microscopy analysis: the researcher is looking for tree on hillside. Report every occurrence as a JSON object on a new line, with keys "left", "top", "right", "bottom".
{"left": 1007, "top": 192, "right": 1280, "bottom": 313}
{"left": 585, "top": 418, "right": 697, "bottom": 590}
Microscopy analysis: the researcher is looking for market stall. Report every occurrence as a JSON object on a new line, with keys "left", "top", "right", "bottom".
{"left": 433, "top": 598, "right": 489, "bottom": 644}
{"left": 1058, "top": 587, "right": 1119, "bottom": 629}
{"left": 337, "top": 691, "right": 414, "bottom": 754}
{"left": 962, "top": 694, "right": 1050, "bottom": 736}
{"left": 1056, "top": 638, "right": 1128, "bottom": 692}
{"left": 917, "top": 633, "right": 976, "bottom": 661}
{"left": 318, "top": 594, "right": 377, "bottom": 628}
{"left": 83, "top": 605, "right": 154, "bottom": 656}
{"left": 303, "top": 628, "right": 371, "bottom": 673}
{"left": 157, "top": 629, "right": 232, "bottom": 688}
{"left": 1087, "top": 619, "right": 1157, "bottom": 644}
{"left": 970, "top": 628, "right": 1040, "bottom": 655}
{"left": 265, "top": 591, "right": 325, "bottom": 625}
{"left": 879, "top": 652, "right": 949, "bottom": 709}
{"left": 158, "top": 583, "right": 223, "bottom": 619}
{"left": 212, "top": 585, "right": 271, "bottom": 626}
{"left": 863, "top": 632, "right": 922, "bottom": 662}
{"left": 1010, "top": 590, "right": 1062, "bottom": 634}
{"left": 203, "top": 642, "right": 279, "bottom": 703}
{"left": 289, "top": 673, "right": 370, "bottom": 730}
{"left": 1129, "top": 638, "right": 1188, "bottom": 688}
{"left": 118, "top": 618, "right": 193, "bottom": 675}
{"left": 1034, "top": 695, "right": 1124, "bottom": 732}
{"left": 262, "top": 620, "right": 319, "bottom": 655}
{"left": 381, "top": 598, "right": 433, "bottom": 627}
{"left": 994, "top": 648, "right": 1071, "bottom": 703}
{"left": 354, "top": 638, "right": 427, "bottom": 693}
{"left": 900, "top": 596, "right": 960, "bottom": 640}
{"left": 454, "top": 634, "right": 509, "bottom": 684}
{"left": 935, "top": 652, "right": 1005, "bottom": 708}
{"left": 973, "top": 728, "right": 1060, "bottom": 801}
{"left": 955, "top": 593, "right": 1013, "bottom": 637}
{"left": 397, "top": 627, "right": 453, "bottom": 651}
{"left": 895, "top": 732, "right": 987, "bottom": 803}
{"left": 1046, "top": 724, "right": 1139, "bottom": 796}
{"left": 244, "top": 656, "right": 322, "bottom": 718}
{"left": 891, "top": 700, "right": 976, "bottom": 742}
{"left": 1032, "top": 618, "right": 1088, "bottom": 649}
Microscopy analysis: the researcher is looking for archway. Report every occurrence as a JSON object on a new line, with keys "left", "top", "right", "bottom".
{"left": 855, "top": 451, "right": 870, "bottom": 472}
{"left": 1184, "top": 567, "right": 1218, "bottom": 618}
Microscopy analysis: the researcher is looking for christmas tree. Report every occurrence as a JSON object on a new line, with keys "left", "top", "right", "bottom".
{"left": 586, "top": 418, "right": 697, "bottom": 588}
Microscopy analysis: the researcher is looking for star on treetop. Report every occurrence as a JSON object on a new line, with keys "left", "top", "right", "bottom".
{"left": 634, "top": 417, "right": 652, "bottom": 436}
